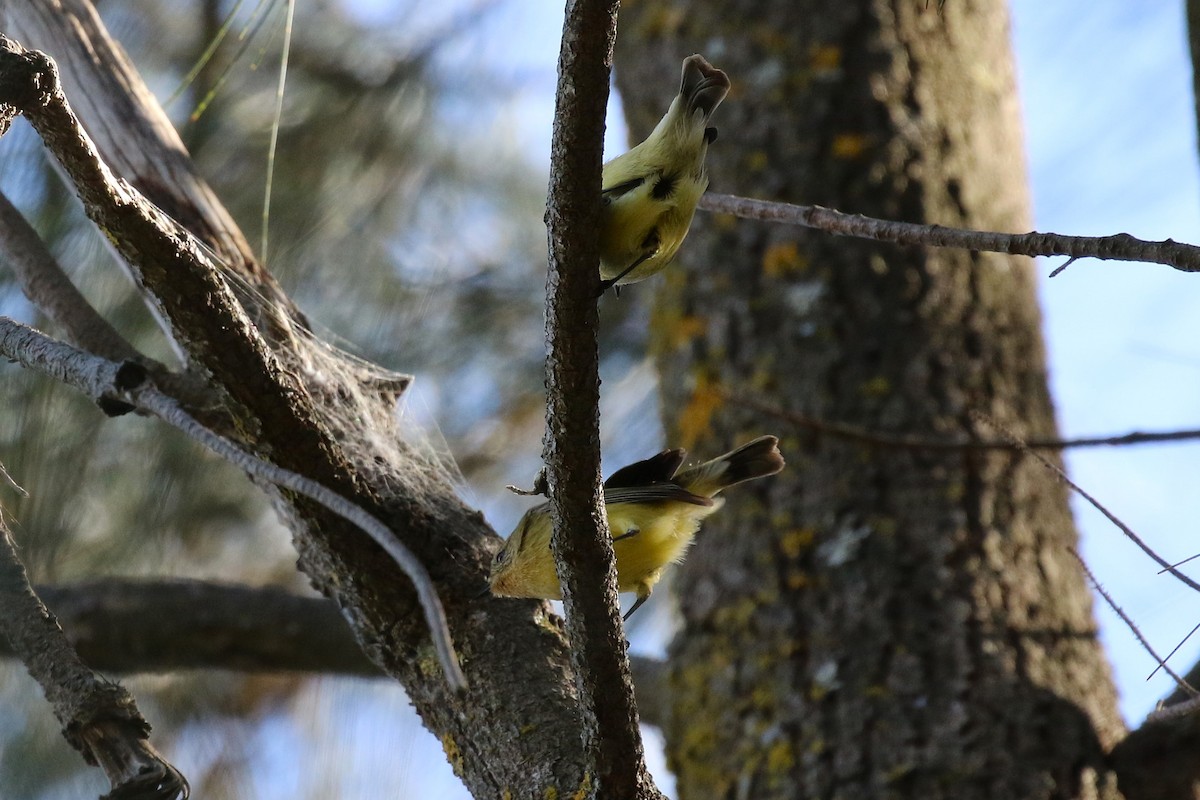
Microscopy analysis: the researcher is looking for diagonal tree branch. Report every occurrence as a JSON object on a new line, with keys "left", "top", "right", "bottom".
{"left": 0, "top": 188, "right": 219, "bottom": 415}
{"left": 972, "top": 411, "right": 1200, "bottom": 596}
{"left": 0, "top": 33, "right": 319, "bottom": 437}
{"left": 698, "top": 192, "right": 1200, "bottom": 273}
{"left": 1, "top": 1, "right": 262, "bottom": 279}
{"left": 0, "top": 513, "right": 188, "bottom": 799}
{"left": 0, "top": 12, "right": 600, "bottom": 796}
{"left": 542, "top": 0, "right": 659, "bottom": 797}
{"left": 0, "top": 189, "right": 140, "bottom": 362}
{"left": 0, "top": 315, "right": 464, "bottom": 691}
{"left": 0, "top": 11, "right": 598, "bottom": 795}
{"left": 1067, "top": 548, "right": 1196, "bottom": 698}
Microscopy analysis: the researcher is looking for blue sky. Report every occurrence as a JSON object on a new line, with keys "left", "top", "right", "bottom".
{"left": 1012, "top": 0, "right": 1200, "bottom": 720}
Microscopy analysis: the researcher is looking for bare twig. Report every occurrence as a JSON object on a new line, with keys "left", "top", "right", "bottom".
{"left": 0, "top": 315, "right": 466, "bottom": 692}
{"left": 739, "top": 394, "right": 1200, "bottom": 451}
{"left": 505, "top": 466, "right": 548, "bottom": 497}
{"left": 136, "top": 388, "right": 464, "bottom": 692}
{"left": 1149, "top": 622, "right": 1200, "bottom": 682}
{"left": 0, "top": 189, "right": 219, "bottom": 414}
{"left": 1067, "top": 549, "right": 1197, "bottom": 697}
{"left": 1159, "top": 553, "right": 1200, "bottom": 573}
{"left": 698, "top": 193, "right": 1200, "bottom": 273}
{"left": 0, "top": 512, "right": 188, "bottom": 798}
{"left": 543, "top": 0, "right": 658, "bottom": 797}
{"left": 1048, "top": 256, "right": 1080, "bottom": 278}
{"left": 971, "top": 411, "right": 1200, "bottom": 595}
{"left": 1147, "top": 693, "right": 1200, "bottom": 724}
{"left": 0, "top": 34, "right": 306, "bottom": 426}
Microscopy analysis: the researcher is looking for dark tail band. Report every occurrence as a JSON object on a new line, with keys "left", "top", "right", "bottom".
{"left": 680, "top": 54, "right": 730, "bottom": 120}
{"left": 719, "top": 435, "right": 785, "bottom": 487}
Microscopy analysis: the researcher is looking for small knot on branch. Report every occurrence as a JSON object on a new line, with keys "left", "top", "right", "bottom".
{"left": 0, "top": 37, "right": 59, "bottom": 112}
{"left": 506, "top": 466, "right": 549, "bottom": 497}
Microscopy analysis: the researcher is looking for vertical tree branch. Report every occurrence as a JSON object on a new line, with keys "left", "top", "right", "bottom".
{"left": 1188, "top": 0, "right": 1200, "bottom": 167}
{"left": 543, "top": 1, "right": 659, "bottom": 797}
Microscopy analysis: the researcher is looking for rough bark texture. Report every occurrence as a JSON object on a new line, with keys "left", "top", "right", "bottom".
{"left": 616, "top": 2, "right": 1124, "bottom": 798}
{"left": 542, "top": 0, "right": 661, "bottom": 797}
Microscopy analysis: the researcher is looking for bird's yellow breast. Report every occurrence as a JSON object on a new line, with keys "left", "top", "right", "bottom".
{"left": 598, "top": 177, "right": 706, "bottom": 284}
{"left": 608, "top": 498, "right": 720, "bottom": 592}
{"left": 489, "top": 498, "right": 720, "bottom": 602}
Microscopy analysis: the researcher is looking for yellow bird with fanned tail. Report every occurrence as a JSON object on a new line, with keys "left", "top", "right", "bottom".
{"left": 489, "top": 436, "right": 783, "bottom": 619}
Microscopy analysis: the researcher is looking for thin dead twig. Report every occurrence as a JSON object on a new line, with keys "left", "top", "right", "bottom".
{"left": 971, "top": 411, "right": 1200, "bottom": 596}
{"left": 1067, "top": 548, "right": 1196, "bottom": 698}
{"left": 699, "top": 193, "right": 1200, "bottom": 273}
{"left": 738, "top": 394, "right": 1200, "bottom": 452}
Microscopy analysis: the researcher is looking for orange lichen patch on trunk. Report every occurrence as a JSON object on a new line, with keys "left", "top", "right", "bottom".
{"left": 810, "top": 44, "right": 842, "bottom": 71}
{"left": 762, "top": 240, "right": 808, "bottom": 277}
{"left": 440, "top": 733, "right": 464, "bottom": 777}
{"left": 778, "top": 527, "right": 816, "bottom": 559}
{"left": 831, "top": 133, "right": 870, "bottom": 159}
{"left": 678, "top": 375, "right": 725, "bottom": 449}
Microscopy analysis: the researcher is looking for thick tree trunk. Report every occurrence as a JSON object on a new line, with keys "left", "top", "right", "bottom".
{"left": 616, "top": 2, "right": 1124, "bottom": 798}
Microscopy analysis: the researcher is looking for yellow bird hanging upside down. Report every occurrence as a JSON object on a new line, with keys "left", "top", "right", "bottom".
{"left": 488, "top": 436, "right": 784, "bottom": 620}
{"left": 598, "top": 54, "right": 731, "bottom": 294}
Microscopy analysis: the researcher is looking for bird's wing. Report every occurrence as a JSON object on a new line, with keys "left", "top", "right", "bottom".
{"left": 602, "top": 175, "right": 647, "bottom": 200}
{"left": 605, "top": 449, "right": 687, "bottom": 489}
{"left": 603, "top": 484, "right": 714, "bottom": 508}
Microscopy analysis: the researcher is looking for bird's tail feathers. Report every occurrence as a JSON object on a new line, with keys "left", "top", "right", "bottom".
{"left": 680, "top": 54, "right": 730, "bottom": 120}
{"left": 679, "top": 435, "right": 784, "bottom": 497}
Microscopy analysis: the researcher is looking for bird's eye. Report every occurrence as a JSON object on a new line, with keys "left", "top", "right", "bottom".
{"left": 493, "top": 548, "right": 509, "bottom": 567}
